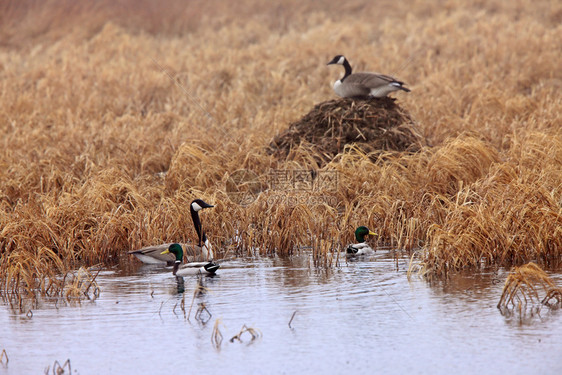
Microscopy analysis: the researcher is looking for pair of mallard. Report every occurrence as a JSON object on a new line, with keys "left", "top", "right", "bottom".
{"left": 129, "top": 199, "right": 220, "bottom": 276}
{"left": 130, "top": 199, "right": 378, "bottom": 276}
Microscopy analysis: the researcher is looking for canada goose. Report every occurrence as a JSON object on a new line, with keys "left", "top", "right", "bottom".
{"left": 346, "top": 226, "right": 377, "bottom": 256}
{"left": 327, "top": 55, "right": 410, "bottom": 98}
{"left": 128, "top": 199, "right": 215, "bottom": 265}
{"left": 161, "top": 243, "right": 220, "bottom": 276}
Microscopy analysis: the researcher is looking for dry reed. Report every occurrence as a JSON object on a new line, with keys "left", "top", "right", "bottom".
{"left": 229, "top": 324, "right": 261, "bottom": 343}
{"left": 186, "top": 277, "right": 209, "bottom": 320}
{"left": 288, "top": 310, "right": 297, "bottom": 328}
{"left": 45, "top": 359, "right": 71, "bottom": 375}
{"left": 542, "top": 288, "right": 562, "bottom": 308}
{"left": 211, "top": 318, "right": 223, "bottom": 350}
{"left": 194, "top": 303, "right": 212, "bottom": 324}
{"left": 498, "top": 262, "right": 562, "bottom": 313}
{"left": 0, "top": 349, "right": 8, "bottom": 365}
{"left": 0, "top": 0, "right": 561, "bottom": 298}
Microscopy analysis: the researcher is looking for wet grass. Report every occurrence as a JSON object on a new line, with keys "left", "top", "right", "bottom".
{"left": 0, "top": 0, "right": 561, "bottom": 297}
{"left": 498, "top": 262, "right": 562, "bottom": 318}
{"left": 498, "top": 263, "right": 555, "bottom": 308}
{"left": 229, "top": 324, "right": 261, "bottom": 344}
{"left": 211, "top": 319, "right": 224, "bottom": 350}
{"left": 45, "top": 359, "right": 71, "bottom": 375}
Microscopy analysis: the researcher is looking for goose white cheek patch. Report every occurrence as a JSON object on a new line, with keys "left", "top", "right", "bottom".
{"left": 191, "top": 202, "right": 203, "bottom": 211}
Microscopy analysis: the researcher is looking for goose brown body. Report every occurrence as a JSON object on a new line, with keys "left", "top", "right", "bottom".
{"left": 128, "top": 242, "right": 212, "bottom": 265}
{"left": 328, "top": 55, "right": 410, "bottom": 98}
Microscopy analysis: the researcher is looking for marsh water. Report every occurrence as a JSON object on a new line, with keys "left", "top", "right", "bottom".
{"left": 1, "top": 252, "right": 561, "bottom": 374}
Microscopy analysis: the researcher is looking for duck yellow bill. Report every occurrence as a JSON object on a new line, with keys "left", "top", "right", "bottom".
{"left": 160, "top": 249, "right": 170, "bottom": 255}
{"left": 369, "top": 231, "right": 377, "bottom": 236}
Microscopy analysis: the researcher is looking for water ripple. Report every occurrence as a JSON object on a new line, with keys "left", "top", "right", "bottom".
{"left": 1, "top": 256, "right": 561, "bottom": 374}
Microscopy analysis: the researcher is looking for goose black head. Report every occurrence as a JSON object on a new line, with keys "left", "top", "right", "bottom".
{"left": 355, "top": 226, "right": 377, "bottom": 243}
{"left": 327, "top": 55, "right": 347, "bottom": 66}
{"left": 190, "top": 199, "right": 214, "bottom": 213}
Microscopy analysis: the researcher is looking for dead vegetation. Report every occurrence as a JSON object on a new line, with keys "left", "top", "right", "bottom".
{"left": 498, "top": 262, "right": 562, "bottom": 316}
{"left": 0, "top": 0, "right": 561, "bottom": 298}
{"left": 229, "top": 324, "right": 261, "bottom": 344}
{"left": 211, "top": 319, "right": 223, "bottom": 350}
{"left": 44, "top": 359, "right": 71, "bottom": 375}
{"left": 268, "top": 97, "right": 426, "bottom": 165}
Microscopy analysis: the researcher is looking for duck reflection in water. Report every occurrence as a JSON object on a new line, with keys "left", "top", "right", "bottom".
{"left": 175, "top": 275, "right": 185, "bottom": 294}
{"left": 173, "top": 274, "right": 209, "bottom": 297}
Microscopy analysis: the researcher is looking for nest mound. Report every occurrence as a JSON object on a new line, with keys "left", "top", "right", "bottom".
{"left": 268, "top": 97, "right": 427, "bottom": 164}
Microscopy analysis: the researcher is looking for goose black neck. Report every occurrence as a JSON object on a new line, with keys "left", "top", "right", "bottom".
{"left": 341, "top": 59, "right": 352, "bottom": 82}
{"left": 190, "top": 207, "right": 206, "bottom": 247}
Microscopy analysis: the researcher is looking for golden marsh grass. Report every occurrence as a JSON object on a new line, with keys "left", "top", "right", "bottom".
{"left": 0, "top": 0, "right": 561, "bottom": 297}
{"left": 498, "top": 262, "right": 562, "bottom": 314}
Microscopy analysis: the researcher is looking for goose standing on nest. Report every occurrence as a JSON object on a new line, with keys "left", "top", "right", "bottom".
{"left": 128, "top": 199, "right": 215, "bottom": 265}
{"left": 161, "top": 243, "right": 220, "bottom": 276}
{"left": 346, "top": 226, "right": 377, "bottom": 256}
{"left": 327, "top": 55, "right": 410, "bottom": 98}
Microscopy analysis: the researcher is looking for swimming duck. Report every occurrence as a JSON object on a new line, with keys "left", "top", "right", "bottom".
{"left": 327, "top": 55, "right": 410, "bottom": 98}
{"left": 128, "top": 199, "right": 215, "bottom": 265}
{"left": 346, "top": 226, "right": 377, "bottom": 256}
{"left": 161, "top": 243, "right": 220, "bottom": 276}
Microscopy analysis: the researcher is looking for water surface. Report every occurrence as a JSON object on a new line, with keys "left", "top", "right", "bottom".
{"left": 1, "top": 252, "right": 561, "bottom": 374}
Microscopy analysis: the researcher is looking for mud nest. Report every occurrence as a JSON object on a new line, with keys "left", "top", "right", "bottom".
{"left": 268, "top": 97, "right": 427, "bottom": 164}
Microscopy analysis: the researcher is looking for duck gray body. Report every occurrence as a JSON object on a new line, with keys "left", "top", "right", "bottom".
{"left": 327, "top": 55, "right": 410, "bottom": 98}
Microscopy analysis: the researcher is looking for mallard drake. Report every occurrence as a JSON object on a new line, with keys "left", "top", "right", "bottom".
{"left": 327, "top": 55, "right": 410, "bottom": 98}
{"left": 128, "top": 199, "right": 215, "bottom": 265}
{"left": 346, "top": 226, "right": 377, "bottom": 256}
{"left": 161, "top": 243, "right": 220, "bottom": 276}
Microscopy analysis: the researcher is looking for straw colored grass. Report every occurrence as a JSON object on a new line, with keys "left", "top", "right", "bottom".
{"left": 45, "top": 358, "right": 72, "bottom": 375}
{"left": 229, "top": 324, "right": 261, "bottom": 344}
{"left": 0, "top": 0, "right": 561, "bottom": 297}
{"left": 498, "top": 262, "right": 562, "bottom": 312}
{"left": 211, "top": 319, "right": 224, "bottom": 350}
